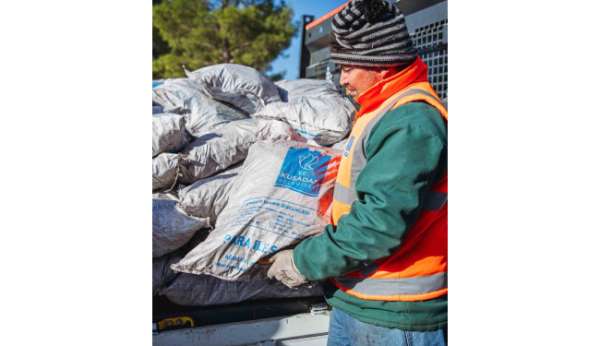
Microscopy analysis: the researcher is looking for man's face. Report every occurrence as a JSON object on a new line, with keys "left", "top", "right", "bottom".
{"left": 339, "top": 65, "right": 389, "bottom": 99}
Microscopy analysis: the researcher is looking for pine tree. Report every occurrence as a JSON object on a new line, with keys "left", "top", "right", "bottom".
{"left": 153, "top": 0, "right": 296, "bottom": 79}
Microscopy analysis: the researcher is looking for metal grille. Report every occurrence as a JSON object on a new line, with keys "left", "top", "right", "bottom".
{"left": 410, "top": 19, "right": 448, "bottom": 101}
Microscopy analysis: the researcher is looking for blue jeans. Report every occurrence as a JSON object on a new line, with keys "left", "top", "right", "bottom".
{"left": 327, "top": 308, "right": 447, "bottom": 346}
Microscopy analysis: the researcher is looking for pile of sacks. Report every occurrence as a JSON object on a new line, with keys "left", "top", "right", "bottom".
{"left": 152, "top": 64, "right": 355, "bottom": 306}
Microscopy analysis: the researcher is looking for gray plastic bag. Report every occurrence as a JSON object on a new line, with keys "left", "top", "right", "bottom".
{"left": 253, "top": 79, "right": 356, "bottom": 145}
{"left": 152, "top": 153, "right": 180, "bottom": 192}
{"left": 152, "top": 77, "right": 247, "bottom": 136}
{"left": 184, "top": 92, "right": 248, "bottom": 138}
{"left": 331, "top": 137, "right": 349, "bottom": 151}
{"left": 153, "top": 232, "right": 209, "bottom": 295}
{"left": 153, "top": 105, "right": 164, "bottom": 114}
{"left": 152, "top": 78, "right": 200, "bottom": 114}
{"left": 153, "top": 193, "right": 209, "bottom": 258}
{"left": 171, "top": 141, "right": 340, "bottom": 280}
{"left": 161, "top": 265, "right": 323, "bottom": 306}
{"left": 152, "top": 113, "right": 190, "bottom": 157}
{"left": 153, "top": 253, "right": 182, "bottom": 296}
{"left": 186, "top": 64, "right": 281, "bottom": 114}
{"left": 179, "top": 118, "right": 297, "bottom": 185}
{"left": 178, "top": 164, "right": 242, "bottom": 226}
{"left": 276, "top": 79, "right": 340, "bottom": 101}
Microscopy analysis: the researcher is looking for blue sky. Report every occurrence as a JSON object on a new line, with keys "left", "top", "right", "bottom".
{"left": 270, "top": 0, "right": 348, "bottom": 80}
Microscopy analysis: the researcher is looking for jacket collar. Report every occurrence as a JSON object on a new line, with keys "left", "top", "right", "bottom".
{"left": 354, "top": 57, "right": 429, "bottom": 119}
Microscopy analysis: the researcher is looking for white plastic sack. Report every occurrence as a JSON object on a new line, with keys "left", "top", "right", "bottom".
{"left": 152, "top": 78, "right": 199, "bottom": 114}
{"left": 153, "top": 193, "right": 209, "bottom": 258}
{"left": 152, "top": 153, "right": 180, "bottom": 191}
{"left": 179, "top": 118, "right": 297, "bottom": 185}
{"left": 276, "top": 79, "right": 338, "bottom": 100}
{"left": 186, "top": 64, "right": 281, "bottom": 114}
{"left": 152, "top": 113, "right": 190, "bottom": 157}
{"left": 253, "top": 79, "right": 356, "bottom": 145}
{"left": 161, "top": 266, "right": 323, "bottom": 306}
{"left": 171, "top": 141, "right": 340, "bottom": 280}
{"left": 152, "top": 78, "right": 247, "bottom": 136}
{"left": 184, "top": 92, "right": 247, "bottom": 137}
{"left": 331, "top": 137, "right": 349, "bottom": 151}
{"left": 178, "top": 164, "right": 242, "bottom": 226}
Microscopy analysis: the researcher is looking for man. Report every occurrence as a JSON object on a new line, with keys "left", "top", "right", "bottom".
{"left": 267, "top": 0, "right": 447, "bottom": 345}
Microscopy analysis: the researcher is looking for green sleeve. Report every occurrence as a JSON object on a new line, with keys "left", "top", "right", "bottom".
{"left": 293, "top": 102, "right": 447, "bottom": 280}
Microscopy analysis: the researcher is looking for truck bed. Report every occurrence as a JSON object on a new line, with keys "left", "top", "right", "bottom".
{"left": 153, "top": 296, "right": 330, "bottom": 346}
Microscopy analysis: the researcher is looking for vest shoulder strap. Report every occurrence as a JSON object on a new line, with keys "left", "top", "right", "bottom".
{"left": 389, "top": 83, "right": 447, "bottom": 119}
{"left": 361, "top": 84, "right": 447, "bottom": 150}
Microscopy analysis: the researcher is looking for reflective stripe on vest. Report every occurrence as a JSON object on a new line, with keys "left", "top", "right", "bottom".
{"left": 330, "top": 81, "right": 448, "bottom": 302}
{"left": 336, "top": 272, "right": 447, "bottom": 296}
{"left": 334, "top": 182, "right": 447, "bottom": 212}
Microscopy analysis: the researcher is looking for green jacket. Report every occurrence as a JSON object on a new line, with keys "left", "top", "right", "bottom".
{"left": 293, "top": 101, "right": 447, "bottom": 330}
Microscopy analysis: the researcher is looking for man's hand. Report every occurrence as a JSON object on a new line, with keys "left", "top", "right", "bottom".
{"left": 266, "top": 250, "right": 307, "bottom": 288}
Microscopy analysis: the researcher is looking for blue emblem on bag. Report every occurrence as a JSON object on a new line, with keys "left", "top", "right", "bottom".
{"left": 275, "top": 148, "right": 331, "bottom": 197}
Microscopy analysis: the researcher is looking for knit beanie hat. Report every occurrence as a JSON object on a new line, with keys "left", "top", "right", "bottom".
{"left": 330, "top": 0, "right": 417, "bottom": 67}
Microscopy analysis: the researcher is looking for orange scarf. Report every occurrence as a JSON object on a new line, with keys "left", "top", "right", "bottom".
{"left": 354, "top": 57, "right": 429, "bottom": 119}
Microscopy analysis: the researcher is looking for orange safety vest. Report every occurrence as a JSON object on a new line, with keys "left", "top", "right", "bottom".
{"left": 331, "top": 81, "right": 448, "bottom": 302}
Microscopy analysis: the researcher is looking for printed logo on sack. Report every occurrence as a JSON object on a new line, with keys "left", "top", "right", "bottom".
{"left": 275, "top": 148, "right": 331, "bottom": 197}
{"left": 298, "top": 152, "right": 320, "bottom": 170}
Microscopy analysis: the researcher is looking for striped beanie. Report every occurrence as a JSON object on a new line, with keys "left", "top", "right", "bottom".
{"left": 331, "top": 0, "right": 417, "bottom": 67}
